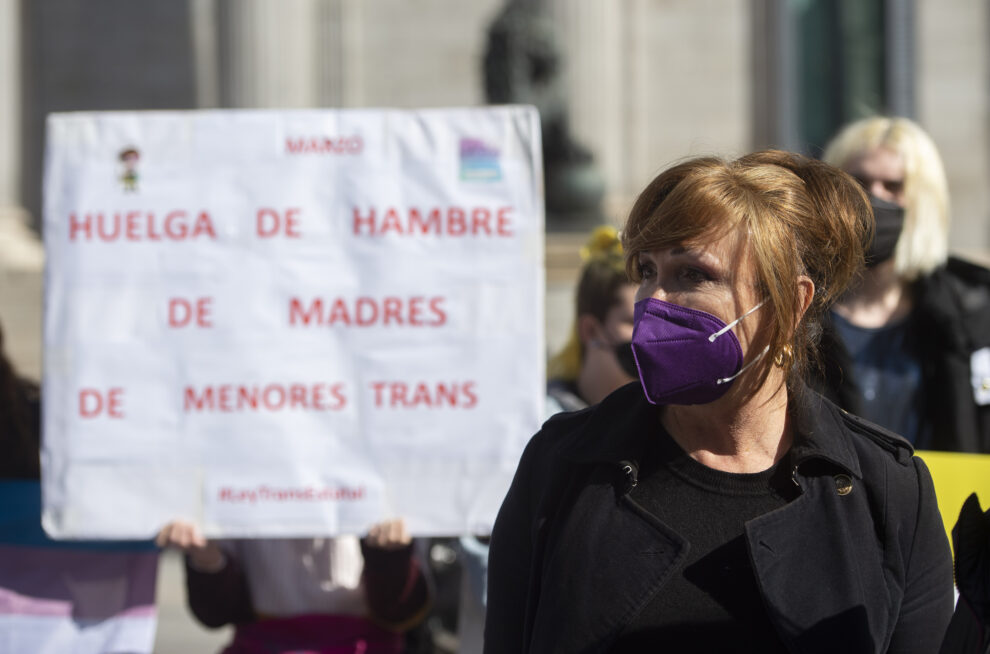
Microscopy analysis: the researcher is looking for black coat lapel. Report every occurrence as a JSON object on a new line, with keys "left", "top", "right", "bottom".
{"left": 530, "top": 468, "right": 689, "bottom": 653}
{"left": 744, "top": 389, "right": 899, "bottom": 654}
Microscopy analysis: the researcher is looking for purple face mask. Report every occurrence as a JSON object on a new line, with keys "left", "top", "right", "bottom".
{"left": 630, "top": 298, "right": 768, "bottom": 405}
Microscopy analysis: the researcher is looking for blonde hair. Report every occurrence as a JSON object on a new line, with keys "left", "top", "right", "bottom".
{"left": 823, "top": 116, "right": 950, "bottom": 280}
{"left": 622, "top": 151, "right": 873, "bottom": 389}
{"left": 548, "top": 226, "right": 629, "bottom": 382}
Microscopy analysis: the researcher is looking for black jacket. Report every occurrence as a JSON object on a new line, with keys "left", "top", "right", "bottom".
{"left": 814, "top": 257, "right": 990, "bottom": 453}
{"left": 484, "top": 383, "right": 954, "bottom": 654}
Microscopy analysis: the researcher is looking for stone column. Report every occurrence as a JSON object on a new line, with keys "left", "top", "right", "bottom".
{"left": 546, "top": 0, "right": 750, "bottom": 215}
{"left": 0, "top": 0, "right": 43, "bottom": 272}
{"left": 189, "top": 0, "right": 220, "bottom": 108}
{"left": 0, "top": 0, "right": 19, "bottom": 213}
{"left": 918, "top": 0, "right": 990, "bottom": 257}
{"left": 216, "top": 0, "right": 321, "bottom": 108}
{"left": 546, "top": 0, "right": 626, "bottom": 218}
{"left": 319, "top": 0, "right": 365, "bottom": 108}
{"left": 209, "top": 0, "right": 362, "bottom": 109}
{"left": 751, "top": 0, "right": 800, "bottom": 152}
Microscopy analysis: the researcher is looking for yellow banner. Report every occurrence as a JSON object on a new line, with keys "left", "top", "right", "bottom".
{"left": 916, "top": 450, "right": 990, "bottom": 553}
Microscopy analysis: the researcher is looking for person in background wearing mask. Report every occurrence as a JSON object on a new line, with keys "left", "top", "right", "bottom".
{"left": 453, "top": 226, "right": 638, "bottom": 654}
{"left": 817, "top": 116, "right": 990, "bottom": 452}
{"left": 485, "top": 150, "right": 954, "bottom": 653}
{"left": 545, "top": 225, "right": 638, "bottom": 414}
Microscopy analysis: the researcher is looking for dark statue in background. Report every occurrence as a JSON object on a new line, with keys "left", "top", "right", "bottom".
{"left": 483, "top": 0, "right": 606, "bottom": 231}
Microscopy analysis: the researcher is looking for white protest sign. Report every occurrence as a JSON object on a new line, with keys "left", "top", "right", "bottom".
{"left": 42, "top": 107, "right": 545, "bottom": 538}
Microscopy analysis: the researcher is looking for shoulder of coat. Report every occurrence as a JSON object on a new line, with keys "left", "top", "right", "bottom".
{"left": 836, "top": 407, "right": 914, "bottom": 466}
{"left": 523, "top": 404, "right": 596, "bottom": 458}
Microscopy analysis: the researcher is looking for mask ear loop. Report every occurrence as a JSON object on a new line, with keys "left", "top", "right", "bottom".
{"left": 716, "top": 345, "right": 770, "bottom": 385}
{"left": 708, "top": 300, "right": 766, "bottom": 343}
{"left": 706, "top": 299, "right": 769, "bottom": 385}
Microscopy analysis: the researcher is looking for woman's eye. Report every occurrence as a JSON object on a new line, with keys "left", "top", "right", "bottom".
{"left": 636, "top": 261, "right": 655, "bottom": 280}
{"left": 883, "top": 180, "right": 904, "bottom": 194}
{"left": 679, "top": 267, "right": 708, "bottom": 283}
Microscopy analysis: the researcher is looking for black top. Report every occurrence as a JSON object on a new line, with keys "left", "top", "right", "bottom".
{"left": 610, "top": 427, "right": 796, "bottom": 653}
{"left": 830, "top": 310, "right": 928, "bottom": 447}
{"left": 811, "top": 256, "right": 990, "bottom": 453}
{"left": 0, "top": 375, "right": 41, "bottom": 480}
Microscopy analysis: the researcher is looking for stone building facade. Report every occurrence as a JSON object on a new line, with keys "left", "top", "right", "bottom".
{"left": 2, "top": 0, "right": 989, "bottom": 376}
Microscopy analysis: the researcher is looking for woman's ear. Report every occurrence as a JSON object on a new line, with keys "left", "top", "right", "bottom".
{"left": 577, "top": 314, "right": 602, "bottom": 347}
{"left": 796, "top": 275, "right": 815, "bottom": 324}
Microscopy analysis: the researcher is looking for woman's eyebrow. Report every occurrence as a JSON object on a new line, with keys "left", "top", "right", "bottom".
{"left": 670, "top": 245, "right": 720, "bottom": 265}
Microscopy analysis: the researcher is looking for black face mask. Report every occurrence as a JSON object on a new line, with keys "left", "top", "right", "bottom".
{"left": 866, "top": 196, "right": 906, "bottom": 267}
{"left": 614, "top": 341, "right": 639, "bottom": 378}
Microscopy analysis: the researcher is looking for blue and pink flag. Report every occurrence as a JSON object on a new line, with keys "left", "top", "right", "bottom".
{"left": 0, "top": 480, "right": 158, "bottom": 653}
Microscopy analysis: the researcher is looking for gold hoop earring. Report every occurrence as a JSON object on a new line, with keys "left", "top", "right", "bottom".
{"left": 773, "top": 344, "right": 794, "bottom": 369}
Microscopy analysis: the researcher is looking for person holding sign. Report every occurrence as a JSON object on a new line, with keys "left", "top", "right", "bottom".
{"left": 157, "top": 519, "right": 429, "bottom": 654}
{"left": 485, "top": 151, "right": 954, "bottom": 653}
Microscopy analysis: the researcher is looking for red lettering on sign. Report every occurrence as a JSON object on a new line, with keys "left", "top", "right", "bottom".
{"left": 79, "top": 389, "right": 102, "bottom": 417}
{"left": 329, "top": 383, "right": 347, "bottom": 409}
{"left": 256, "top": 208, "right": 302, "bottom": 238}
{"left": 285, "top": 135, "right": 363, "bottom": 155}
{"left": 497, "top": 207, "right": 514, "bottom": 236}
{"left": 67, "top": 211, "right": 217, "bottom": 242}
{"left": 126, "top": 212, "right": 141, "bottom": 240}
{"left": 165, "top": 211, "right": 187, "bottom": 238}
{"left": 436, "top": 382, "right": 458, "bottom": 407}
{"left": 69, "top": 213, "right": 92, "bottom": 240}
{"left": 448, "top": 208, "right": 466, "bottom": 236}
{"left": 263, "top": 385, "right": 286, "bottom": 410}
{"left": 328, "top": 298, "right": 351, "bottom": 326}
{"left": 168, "top": 298, "right": 213, "bottom": 328}
{"left": 351, "top": 206, "right": 516, "bottom": 237}
{"left": 429, "top": 297, "right": 447, "bottom": 326}
{"left": 462, "top": 381, "right": 478, "bottom": 408}
{"left": 356, "top": 297, "right": 379, "bottom": 326}
{"left": 289, "top": 298, "right": 322, "bottom": 326}
{"left": 184, "top": 387, "right": 214, "bottom": 411}
{"left": 79, "top": 388, "right": 125, "bottom": 418}
{"left": 285, "top": 208, "right": 301, "bottom": 237}
{"left": 218, "top": 385, "right": 233, "bottom": 412}
{"left": 382, "top": 297, "right": 402, "bottom": 325}
{"left": 238, "top": 386, "right": 259, "bottom": 409}
{"left": 369, "top": 381, "right": 478, "bottom": 409}
{"left": 353, "top": 208, "right": 375, "bottom": 235}
{"left": 471, "top": 208, "right": 492, "bottom": 235}
{"left": 408, "top": 208, "right": 442, "bottom": 234}
{"left": 289, "top": 296, "right": 447, "bottom": 327}
{"left": 411, "top": 382, "right": 432, "bottom": 406}
{"left": 408, "top": 296, "right": 424, "bottom": 325}
{"left": 371, "top": 381, "right": 387, "bottom": 407}
{"left": 289, "top": 384, "right": 307, "bottom": 408}
{"left": 380, "top": 208, "right": 403, "bottom": 235}
{"left": 184, "top": 383, "right": 347, "bottom": 412}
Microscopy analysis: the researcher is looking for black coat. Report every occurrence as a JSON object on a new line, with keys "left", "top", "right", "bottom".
{"left": 814, "top": 257, "right": 990, "bottom": 453}
{"left": 484, "top": 383, "right": 954, "bottom": 654}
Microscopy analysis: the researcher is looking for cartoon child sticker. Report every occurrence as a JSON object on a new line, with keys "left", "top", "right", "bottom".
{"left": 119, "top": 147, "right": 140, "bottom": 192}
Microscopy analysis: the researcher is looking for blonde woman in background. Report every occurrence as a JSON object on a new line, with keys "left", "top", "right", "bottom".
{"left": 815, "top": 116, "right": 990, "bottom": 452}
